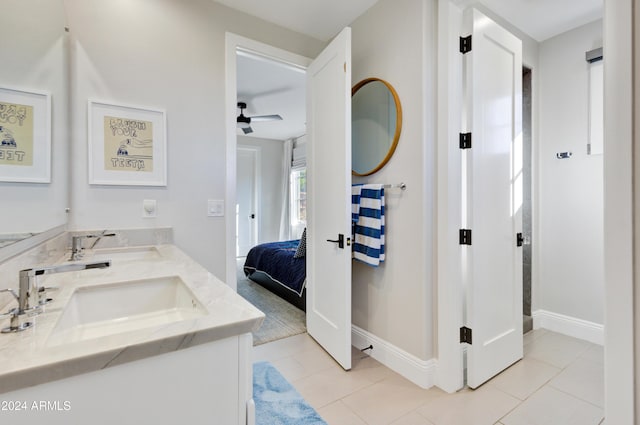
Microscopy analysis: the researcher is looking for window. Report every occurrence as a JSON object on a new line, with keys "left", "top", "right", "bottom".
{"left": 290, "top": 168, "right": 306, "bottom": 227}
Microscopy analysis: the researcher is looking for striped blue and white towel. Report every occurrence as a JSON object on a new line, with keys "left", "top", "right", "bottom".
{"left": 351, "top": 184, "right": 385, "bottom": 266}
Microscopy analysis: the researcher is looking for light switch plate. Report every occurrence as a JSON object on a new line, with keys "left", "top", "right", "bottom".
{"left": 207, "top": 199, "right": 224, "bottom": 217}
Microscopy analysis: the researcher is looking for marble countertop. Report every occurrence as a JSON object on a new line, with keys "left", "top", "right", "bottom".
{"left": 0, "top": 244, "right": 264, "bottom": 394}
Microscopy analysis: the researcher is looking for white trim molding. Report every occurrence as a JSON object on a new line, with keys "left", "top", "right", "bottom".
{"left": 532, "top": 310, "right": 604, "bottom": 346}
{"left": 352, "top": 325, "right": 437, "bottom": 389}
{"left": 435, "top": 0, "right": 465, "bottom": 394}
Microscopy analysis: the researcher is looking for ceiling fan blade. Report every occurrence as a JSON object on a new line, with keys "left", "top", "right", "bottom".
{"left": 249, "top": 114, "right": 283, "bottom": 122}
{"left": 242, "top": 126, "right": 253, "bottom": 134}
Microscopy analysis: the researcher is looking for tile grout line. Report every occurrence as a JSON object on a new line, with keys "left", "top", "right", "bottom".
{"left": 545, "top": 382, "right": 604, "bottom": 411}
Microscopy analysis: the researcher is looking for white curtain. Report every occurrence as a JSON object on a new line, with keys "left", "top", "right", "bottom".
{"left": 278, "top": 138, "right": 293, "bottom": 241}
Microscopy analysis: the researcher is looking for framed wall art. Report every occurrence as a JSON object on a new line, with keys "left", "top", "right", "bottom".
{"left": 0, "top": 87, "right": 51, "bottom": 183}
{"left": 88, "top": 100, "right": 167, "bottom": 186}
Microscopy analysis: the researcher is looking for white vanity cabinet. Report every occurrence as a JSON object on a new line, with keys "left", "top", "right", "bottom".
{"left": 0, "top": 333, "right": 254, "bottom": 425}
{"left": 0, "top": 244, "right": 263, "bottom": 425}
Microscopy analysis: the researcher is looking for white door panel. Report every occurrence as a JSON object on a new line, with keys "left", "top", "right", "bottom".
{"left": 237, "top": 148, "right": 257, "bottom": 257}
{"left": 463, "top": 9, "right": 523, "bottom": 389}
{"left": 306, "top": 27, "right": 352, "bottom": 370}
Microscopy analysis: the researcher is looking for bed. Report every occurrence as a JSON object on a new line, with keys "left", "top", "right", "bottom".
{"left": 243, "top": 239, "right": 306, "bottom": 312}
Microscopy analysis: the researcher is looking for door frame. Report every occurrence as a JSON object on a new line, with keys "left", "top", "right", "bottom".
{"left": 224, "top": 33, "right": 311, "bottom": 291}
{"left": 435, "top": 0, "right": 635, "bottom": 422}
{"left": 435, "top": 0, "right": 464, "bottom": 393}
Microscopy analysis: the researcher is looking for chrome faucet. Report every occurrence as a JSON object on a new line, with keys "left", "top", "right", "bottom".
{"left": 0, "top": 260, "right": 111, "bottom": 333}
{"left": 70, "top": 231, "right": 116, "bottom": 261}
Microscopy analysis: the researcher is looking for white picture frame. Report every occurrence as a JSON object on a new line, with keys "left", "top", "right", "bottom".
{"left": 88, "top": 100, "right": 167, "bottom": 186}
{"left": 0, "top": 87, "right": 51, "bottom": 183}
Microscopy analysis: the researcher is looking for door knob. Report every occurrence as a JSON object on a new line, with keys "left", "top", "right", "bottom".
{"left": 327, "top": 234, "right": 345, "bottom": 249}
{"left": 249, "top": 214, "right": 255, "bottom": 219}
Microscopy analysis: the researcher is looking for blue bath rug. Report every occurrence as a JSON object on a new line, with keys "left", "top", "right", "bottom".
{"left": 253, "top": 361, "right": 327, "bottom": 425}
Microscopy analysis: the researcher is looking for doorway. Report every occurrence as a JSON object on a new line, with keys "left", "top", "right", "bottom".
{"left": 226, "top": 29, "right": 355, "bottom": 367}
{"left": 224, "top": 33, "right": 311, "bottom": 291}
{"left": 226, "top": 34, "right": 312, "bottom": 346}
{"left": 437, "top": 0, "right": 606, "bottom": 394}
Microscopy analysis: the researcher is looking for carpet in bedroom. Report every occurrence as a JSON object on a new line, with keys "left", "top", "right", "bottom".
{"left": 237, "top": 259, "right": 306, "bottom": 346}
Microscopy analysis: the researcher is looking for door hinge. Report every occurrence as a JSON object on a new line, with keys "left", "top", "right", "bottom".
{"left": 459, "top": 132, "right": 472, "bottom": 149}
{"left": 344, "top": 62, "right": 347, "bottom": 73}
{"left": 460, "top": 35, "right": 472, "bottom": 54}
{"left": 459, "top": 229, "right": 472, "bottom": 245}
{"left": 517, "top": 232, "right": 524, "bottom": 247}
{"left": 460, "top": 326, "right": 473, "bottom": 344}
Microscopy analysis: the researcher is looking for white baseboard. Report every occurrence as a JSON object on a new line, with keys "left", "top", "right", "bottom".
{"left": 532, "top": 309, "right": 604, "bottom": 345}
{"left": 351, "top": 325, "right": 437, "bottom": 389}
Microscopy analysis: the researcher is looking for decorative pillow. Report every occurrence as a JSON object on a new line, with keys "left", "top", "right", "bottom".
{"left": 294, "top": 228, "right": 307, "bottom": 258}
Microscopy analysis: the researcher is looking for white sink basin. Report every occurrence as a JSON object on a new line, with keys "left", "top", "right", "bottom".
{"left": 89, "top": 246, "right": 162, "bottom": 263}
{"left": 47, "top": 276, "right": 207, "bottom": 346}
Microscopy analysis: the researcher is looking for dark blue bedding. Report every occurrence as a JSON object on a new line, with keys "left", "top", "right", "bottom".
{"left": 243, "top": 240, "right": 306, "bottom": 296}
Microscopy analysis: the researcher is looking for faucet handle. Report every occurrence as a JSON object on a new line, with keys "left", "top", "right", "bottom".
{"left": 37, "top": 286, "right": 59, "bottom": 305}
{"left": 0, "top": 308, "right": 33, "bottom": 333}
{"left": 0, "top": 289, "right": 42, "bottom": 318}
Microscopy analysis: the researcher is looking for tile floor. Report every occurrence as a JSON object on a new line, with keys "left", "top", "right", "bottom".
{"left": 253, "top": 329, "right": 605, "bottom": 425}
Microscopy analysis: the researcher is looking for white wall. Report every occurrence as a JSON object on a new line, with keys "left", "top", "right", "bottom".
{"left": 537, "top": 20, "right": 604, "bottom": 325}
{"left": 351, "top": 0, "right": 436, "bottom": 360}
{"left": 65, "top": 0, "right": 324, "bottom": 279}
{"left": 237, "top": 136, "right": 284, "bottom": 243}
{"left": 0, "top": 0, "right": 68, "bottom": 235}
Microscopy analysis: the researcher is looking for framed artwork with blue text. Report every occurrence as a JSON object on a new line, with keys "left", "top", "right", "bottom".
{"left": 0, "top": 87, "right": 51, "bottom": 183}
{"left": 88, "top": 100, "right": 167, "bottom": 186}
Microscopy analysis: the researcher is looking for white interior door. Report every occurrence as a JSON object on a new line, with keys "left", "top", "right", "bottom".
{"left": 306, "top": 27, "right": 352, "bottom": 370}
{"left": 236, "top": 148, "right": 258, "bottom": 257}
{"left": 462, "top": 8, "right": 523, "bottom": 388}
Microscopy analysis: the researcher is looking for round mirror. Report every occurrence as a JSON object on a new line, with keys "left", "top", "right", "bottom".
{"left": 352, "top": 78, "right": 402, "bottom": 176}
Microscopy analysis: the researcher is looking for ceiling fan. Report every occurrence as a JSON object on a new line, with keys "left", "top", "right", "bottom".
{"left": 236, "top": 102, "right": 282, "bottom": 134}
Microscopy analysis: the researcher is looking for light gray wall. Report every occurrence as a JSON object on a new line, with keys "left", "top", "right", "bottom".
{"left": 237, "top": 136, "right": 284, "bottom": 244}
{"left": 1, "top": 0, "right": 68, "bottom": 235}
{"left": 65, "top": 0, "right": 324, "bottom": 279}
{"left": 538, "top": 20, "right": 604, "bottom": 324}
{"left": 351, "top": 0, "right": 436, "bottom": 360}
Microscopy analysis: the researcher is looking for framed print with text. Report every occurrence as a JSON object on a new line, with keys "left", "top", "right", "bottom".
{"left": 88, "top": 100, "right": 167, "bottom": 186}
{"left": 0, "top": 87, "right": 51, "bottom": 183}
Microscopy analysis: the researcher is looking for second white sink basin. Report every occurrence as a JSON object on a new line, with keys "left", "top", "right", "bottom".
{"left": 47, "top": 276, "right": 207, "bottom": 346}
{"left": 89, "top": 246, "right": 162, "bottom": 263}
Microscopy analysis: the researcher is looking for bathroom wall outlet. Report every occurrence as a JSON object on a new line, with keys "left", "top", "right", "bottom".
{"left": 207, "top": 199, "right": 224, "bottom": 217}
{"left": 143, "top": 199, "right": 157, "bottom": 218}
